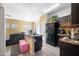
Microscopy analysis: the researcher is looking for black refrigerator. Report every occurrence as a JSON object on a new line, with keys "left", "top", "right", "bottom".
{"left": 46, "top": 21, "right": 60, "bottom": 46}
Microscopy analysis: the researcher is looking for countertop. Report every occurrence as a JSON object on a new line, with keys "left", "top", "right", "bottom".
{"left": 25, "top": 34, "right": 43, "bottom": 38}
{"left": 59, "top": 37, "right": 79, "bottom": 46}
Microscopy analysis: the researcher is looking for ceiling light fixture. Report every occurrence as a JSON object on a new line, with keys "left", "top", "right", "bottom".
{"left": 33, "top": 7, "right": 36, "bottom": 10}
{"left": 44, "top": 3, "right": 60, "bottom": 13}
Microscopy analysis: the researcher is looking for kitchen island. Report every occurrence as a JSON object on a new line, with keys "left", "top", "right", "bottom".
{"left": 25, "top": 35, "right": 42, "bottom": 55}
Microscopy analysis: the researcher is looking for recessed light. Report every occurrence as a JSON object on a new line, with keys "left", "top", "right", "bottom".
{"left": 33, "top": 7, "right": 36, "bottom": 10}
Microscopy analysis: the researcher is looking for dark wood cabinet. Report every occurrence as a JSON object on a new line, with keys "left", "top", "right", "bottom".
{"left": 59, "top": 3, "right": 79, "bottom": 25}
{"left": 34, "top": 35, "right": 42, "bottom": 52}
{"left": 59, "top": 41, "right": 79, "bottom": 56}
{"left": 59, "top": 15, "right": 71, "bottom": 26}
{"left": 71, "top": 3, "right": 79, "bottom": 24}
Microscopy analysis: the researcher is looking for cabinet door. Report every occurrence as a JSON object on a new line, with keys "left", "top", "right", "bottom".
{"left": 71, "top": 3, "right": 79, "bottom": 24}
{"left": 58, "top": 15, "right": 71, "bottom": 26}
{"left": 34, "top": 36, "right": 42, "bottom": 52}
{"left": 68, "top": 15, "right": 72, "bottom": 24}
{"left": 59, "top": 41, "right": 79, "bottom": 56}
{"left": 66, "top": 15, "right": 71, "bottom": 25}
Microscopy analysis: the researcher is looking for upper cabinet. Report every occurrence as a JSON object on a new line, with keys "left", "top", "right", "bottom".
{"left": 59, "top": 15, "right": 71, "bottom": 27}
{"left": 71, "top": 3, "right": 79, "bottom": 24}
{"left": 59, "top": 3, "right": 79, "bottom": 27}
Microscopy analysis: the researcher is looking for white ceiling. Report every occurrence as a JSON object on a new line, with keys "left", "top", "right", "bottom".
{"left": 3, "top": 3, "right": 52, "bottom": 22}
{"left": 2, "top": 3, "right": 71, "bottom": 22}
{"left": 47, "top": 3, "right": 71, "bottom": 14}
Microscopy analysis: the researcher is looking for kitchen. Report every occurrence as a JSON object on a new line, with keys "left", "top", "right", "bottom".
{"left": 0, "top": 3, "right": 79, "bottom": 56}
{"left": 5, "top": 3, "right": 79, "bottom": 56}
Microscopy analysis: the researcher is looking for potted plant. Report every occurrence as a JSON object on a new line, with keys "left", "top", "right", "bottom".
{"left": 48, "top": 15, "right": 58, "bottom": 23}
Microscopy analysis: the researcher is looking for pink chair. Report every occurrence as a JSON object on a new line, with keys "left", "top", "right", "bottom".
{"left": 19, "top": 40, "right": 29, "bottom": 53}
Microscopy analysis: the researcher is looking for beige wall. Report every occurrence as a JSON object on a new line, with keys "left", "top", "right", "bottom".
{"left": 6, "top": 18, "right": 35, "bottom": 38}
{"left": 40, "top": 15, "right": 47, "bottom": 40}
{"left": 32, "top": 22, "right": 36, "bottom": 33}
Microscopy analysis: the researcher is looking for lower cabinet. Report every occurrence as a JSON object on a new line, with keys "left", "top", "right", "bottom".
{"left": 59, "top": 41, "right": 79, "bottom": 56}
{"left": 34, "top": 35, "right": 42, "bottom": 52}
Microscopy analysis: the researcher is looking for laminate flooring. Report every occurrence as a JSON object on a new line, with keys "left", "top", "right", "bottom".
{"left": 6, "top": 41, "right": 60, "bottom": 56}
{"left": 34, "top": 42, "right": 60, "bottom": 56}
